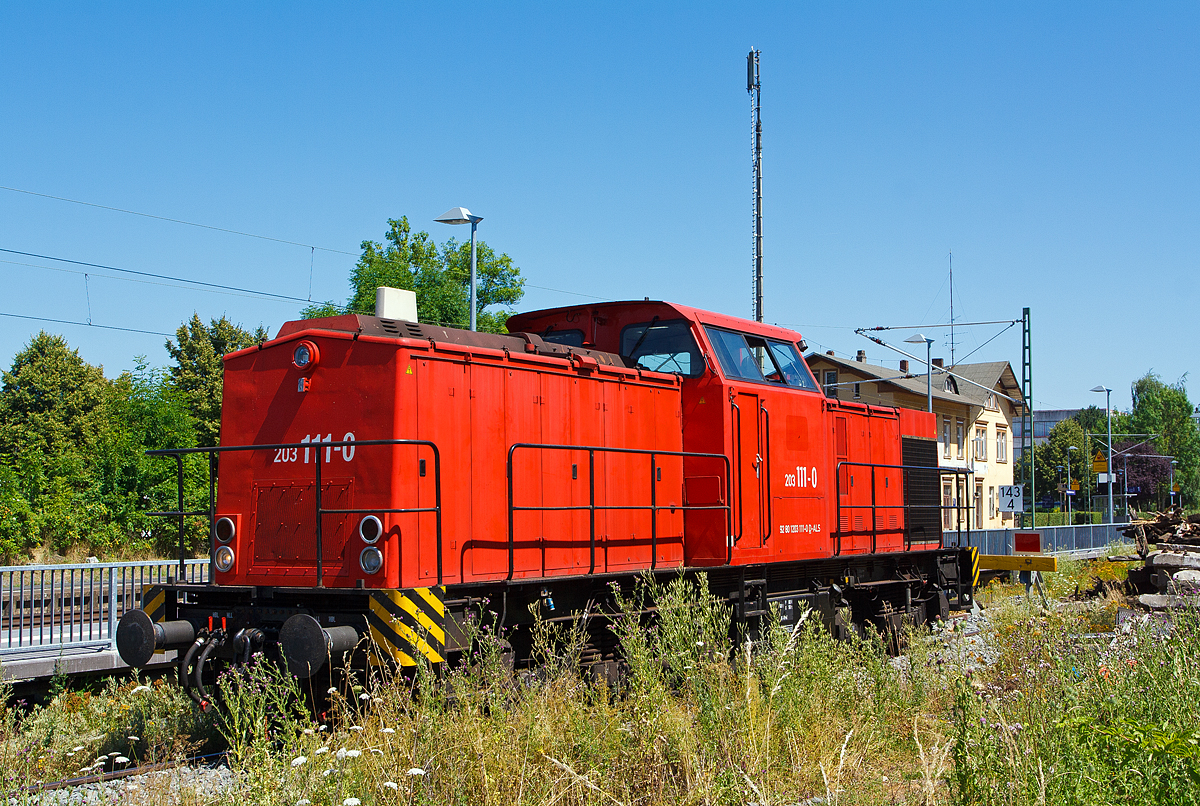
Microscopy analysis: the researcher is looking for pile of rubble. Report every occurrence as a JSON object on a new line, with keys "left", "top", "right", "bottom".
{"left": 1120, "top": 510, "right": 1200, "bottom": 609}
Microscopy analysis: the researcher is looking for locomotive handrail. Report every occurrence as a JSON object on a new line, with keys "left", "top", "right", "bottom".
{"left": 506, "top": 443, "right": 734, "bottom": 579}
{"left": 833, "top": 461, "right": 975, "bottom": 556}
{"left": 760, "top": 402, "right": 772, "bottom": 543}
{"left": 146, "top": 439, "right": 443, "bottom": 587}
{"left": 730, "top": 396, "right": 744, "bottom": 549}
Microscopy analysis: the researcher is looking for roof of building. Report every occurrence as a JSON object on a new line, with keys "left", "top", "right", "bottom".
{"left": 804, "top": 352, "right": 1027, "bottom": 412}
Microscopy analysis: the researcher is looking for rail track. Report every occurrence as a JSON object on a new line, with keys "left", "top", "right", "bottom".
{"left": 5, "top": 751, "right": 229, "bottom": 800}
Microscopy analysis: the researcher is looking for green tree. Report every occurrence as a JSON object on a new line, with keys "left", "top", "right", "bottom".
{"left": 165, "top": 314, "right": 267, "bottom": 447}
{"left": 0, "top": 331, "right": 108, "bottom": 462}
{"left": 302, "top": 216, "right": 525, "bottom": 333}
{"left": 1128, "top": 372, "right": 1199, "bottom": 507}
{"left": 1030, "top": 419, "right": 1093, "bottom": 512}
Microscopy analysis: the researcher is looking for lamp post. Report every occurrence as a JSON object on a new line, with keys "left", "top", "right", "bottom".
{"left": 1067, "top": 445, "right": 1078, "bottom": 523}
{"left": 1056, "top": 465, "right": 1064, "bottom": 517}
{"left": 904, "top": 333, "right": 934, "bottom": 412}
{"left": 1171, "top": 459, "right": 1179, "bottom": 509}
{"left": 1091, "top": 385, "right": 1114, "bottom": 524}
{"left": 435, "top": 207, "right": 484, "bottom": 331}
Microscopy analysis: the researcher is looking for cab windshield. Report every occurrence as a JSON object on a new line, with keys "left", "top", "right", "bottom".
{"left": 704, "top": 326, "right": 818, "bottom": 391}
{"left": 620, "top": 319, "right": 703, "bottom": 376}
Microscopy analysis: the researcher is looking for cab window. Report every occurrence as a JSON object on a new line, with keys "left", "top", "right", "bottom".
{"left": 704, "top": 326, "right": 818, "bottom": 390}
{"left": 619, "top": 319, "right": 703, "bottom": 376}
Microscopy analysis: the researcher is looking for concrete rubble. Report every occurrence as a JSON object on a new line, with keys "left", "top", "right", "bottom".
{"left": 1118, "top": 510, "right": 1200, "bottom": 609}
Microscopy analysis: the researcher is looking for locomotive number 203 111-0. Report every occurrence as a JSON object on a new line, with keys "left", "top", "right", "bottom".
{"left": 783, "top": 465, "right": 818, "bottom": 489}
{"left": 273, "top": 432, "right": 357, "bottom": 463}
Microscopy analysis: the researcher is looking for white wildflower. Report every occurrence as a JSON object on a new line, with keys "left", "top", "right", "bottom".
{"left": 359, "top": 693, "right": 370, "bottom": 701}
{"left": 344, "top": 749, "right": 361, "bottom": 758}
{"left": 318, "top": 725, "right": 328, "bottom": 732}
{"left": 348, "top": 725, "right": 364, "bottom": 732}
{"left": 291, "top": 756, "right": 308, "bottom": 767}
{"left": 126, "top": 736, "right": 140, "bottom": 742}
{"left": 302, "top": 728, "right": 314, "bottom": 735}
{"left": 72, "top": 746, "right": 85, "bottom": 752}
{"left": 95, "top": 757, "right": 108, "bottom": 764}
{"left": 407, "top": 768, "right": 426, "bottom": 776}
{"left": 132, "top": 685, "right": 151, "bottom": 694}
{"left": 336, "top": 748, "right": 347, "bottom": 760}
{"left": 296, "top": 800, "right": 311, "bottom": 806}
{"left": 383, "top": 781, "right": 399, "bottom": 790}
{"left": 343, "top": 799, "right": 361, "bottom": 806}
{"left": 370, "top": 748, "right": 383, "bottom": 755}
{"left": 380, "top": 727, "right": 395, "bottom": 734}
{"left": 108, "top": 752, "right": 120, "bottom": 757}
{"left": 67, "top": 752, "right": 76, "bottom": 757}
{"left": 315, "top": 747, "right": 329, "bottom": 755}
{"left": 114, "top": 756, "right": 129, "bottom": 765}
{"left": 327, "top": 687, "right": 338, "bottom": 695}
{"left": 322, "top": 769, "right": 337, "bottom": 777}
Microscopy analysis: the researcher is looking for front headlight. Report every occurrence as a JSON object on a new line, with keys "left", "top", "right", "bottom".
{"left": 214, "top": 545, "right": 236, "bottom": 573}
{"left": 359, "top": 546, "right": 383, "bottom": 575}
{"left": 214, "top": 517, "right": 236, "bottom": 543}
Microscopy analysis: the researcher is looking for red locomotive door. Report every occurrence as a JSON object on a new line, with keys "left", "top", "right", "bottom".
{"left": 734, "top": 392, "right": 764, "bottom": 548}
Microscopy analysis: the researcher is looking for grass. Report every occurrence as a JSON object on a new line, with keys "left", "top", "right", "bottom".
{"left": 2, "top": 567, "right": 1199, "bottom": 805}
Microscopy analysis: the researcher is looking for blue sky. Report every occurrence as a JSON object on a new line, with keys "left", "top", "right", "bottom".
{"left": 0, "top": 3, "right": 1195, "bottom": 412}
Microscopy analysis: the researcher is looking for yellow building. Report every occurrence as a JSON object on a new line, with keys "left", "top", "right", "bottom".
{"left": 804, "top": 350, "right": 1025, "bottom": 531}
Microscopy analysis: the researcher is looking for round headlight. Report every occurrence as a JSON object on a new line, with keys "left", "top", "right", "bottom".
{"left": 214, "top": 545, "right": 236, "bottom": 573}
{"left": 214, "top": 517, "right": 236, "bottom": 543}
{"left": 292, "top": 340, "right": 319, "bottom": 370}
{"left": 358, "top": 515, "right": 382, "bottom": 544}
{"left": 359, "top": 546, "right": 383, "bottom": 575}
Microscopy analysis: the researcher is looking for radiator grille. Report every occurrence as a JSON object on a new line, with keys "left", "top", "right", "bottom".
{"left": 251, "top": 480, "right": 353, "bottom": 565}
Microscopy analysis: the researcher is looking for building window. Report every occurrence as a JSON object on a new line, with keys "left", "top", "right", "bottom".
{"left": 989, "top": 486, "right": 995, "bottom": 519}
{"left": 975, "top": 482, "right": 984, "bottom": 527}
{"left": 853, "top": 382, "right": 861, "bottom": 399}
{"left": 823, "top": 370, "right": 838, "bottom": 398}
{"left": 974, "top": 424, "right": 988, "bottom": 461}
{"left": 942, "top": 416, "right": 951, "bottom": 459}
{"left": 986, "top": 392, "right": 998, "bottom": 410}
{"left": 956, "top": 419, "right": 965, "bottom": 460}
{"left": 997, "top": 428, "right": 1008, "bottom": 463}
{"left": 942, "top": 482, "right": 953, "bottom": 529}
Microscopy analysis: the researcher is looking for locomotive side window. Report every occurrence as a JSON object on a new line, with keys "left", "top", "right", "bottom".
{"left": 619, "top": 319, "right": 703, "bottom": 376}
{"left": 704, "top": 327, "right": 819, "bottom": 391}
{"left": 766, "top": 341, "right": 820, "bottom": 391}
{"left": 541, "top": 328, "right": 584, "bottom": 347}
{"left": 705, "top": 327, "right": 765, "bottom": 381}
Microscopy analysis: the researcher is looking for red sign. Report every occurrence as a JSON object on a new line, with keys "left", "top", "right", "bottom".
{"left": 1014, "top": 531, "right": 1043, "bottom": 554}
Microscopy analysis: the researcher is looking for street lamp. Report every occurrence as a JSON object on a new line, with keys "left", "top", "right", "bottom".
{"left": 435, "top": 207, "right": 484, "bottom": 331}
{"left": 1067, "top": 445, "right": 1078, "bottom": 523}
{"left": 1090, "top": 385, "right": 1114, "bottom": 524}
{"left": 1056, "top": 465, "right": 1064, "bottom": 517}
{"left": 1170, "top": 459, "right": 1179, "bottom": 509}
{"left": 904, "top": 333, "right": 935, "bottom": 413}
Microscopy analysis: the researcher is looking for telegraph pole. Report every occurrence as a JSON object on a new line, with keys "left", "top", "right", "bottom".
{"left": 748, "top": 49, "right": 763, "bottom": 322}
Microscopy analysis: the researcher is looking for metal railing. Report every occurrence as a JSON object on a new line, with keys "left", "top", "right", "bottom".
{"left": 147, "top": 438, "right": 443, "bottom": 586}
{"left": 947, "top": 523, "right": 1126, "bottom": 556}
{"left": 834, "top": 462, "right": 976, "bottom": 554}
{"left": 507, "top": 443, "right": 733, "bottom": 576}
{"left": 0, "top": 559, "right": 208, "bottom": 656}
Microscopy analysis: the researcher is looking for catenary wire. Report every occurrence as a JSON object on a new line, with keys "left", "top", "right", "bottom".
{"left": 0, "top": 258, "right": 305, "bottom": 304}
{"left": 0, "top": 311, "right": 173, "bottom": 336}
{"left": 0, "top": 185, "right": 359, "bottom": 256}
{"left": 0, "top": 247, "right": 322, "bottom": 304}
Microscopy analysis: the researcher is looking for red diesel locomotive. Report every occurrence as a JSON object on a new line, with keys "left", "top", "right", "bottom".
{"left": 116, "top": 298, "right": 976, "bottom": 698}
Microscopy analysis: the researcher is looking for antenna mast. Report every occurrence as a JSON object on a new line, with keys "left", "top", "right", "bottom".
{"left": 948, "top": 249, "right": 956, "bottom": 366}
{"left": 748, "top": 49, "right": 763, "bottom": 322}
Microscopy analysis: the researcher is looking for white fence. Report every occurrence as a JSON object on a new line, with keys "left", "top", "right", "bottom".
{"left": 0, "top": 559, "right": 207, "bottom": 656}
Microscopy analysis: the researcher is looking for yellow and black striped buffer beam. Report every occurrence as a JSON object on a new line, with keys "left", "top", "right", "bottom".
{"left": 368, "top": 587, "right": 446, "bottom": 666}
{"left": 970, "top": 547, "right": 980, "bottom": 588}
{"left": 142, "top": 585, "right": 166, "bottom": 624}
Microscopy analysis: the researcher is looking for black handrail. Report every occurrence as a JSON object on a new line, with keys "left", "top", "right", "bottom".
{"left": 760, "top": 401, "right": 772, "bottom": 542}
{"left": 146, "top": 439, "right": 443, "bottom": 586}
{"left": 506, "top": 443, "right": 733, "bottom": 580}
{"left": 833, "top": 460, "right": 975, "bottom": 556}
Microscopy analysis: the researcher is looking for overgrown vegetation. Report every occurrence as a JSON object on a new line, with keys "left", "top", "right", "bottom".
{"left": 4, "top": 571, "right": 1198, "bottom": 804}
